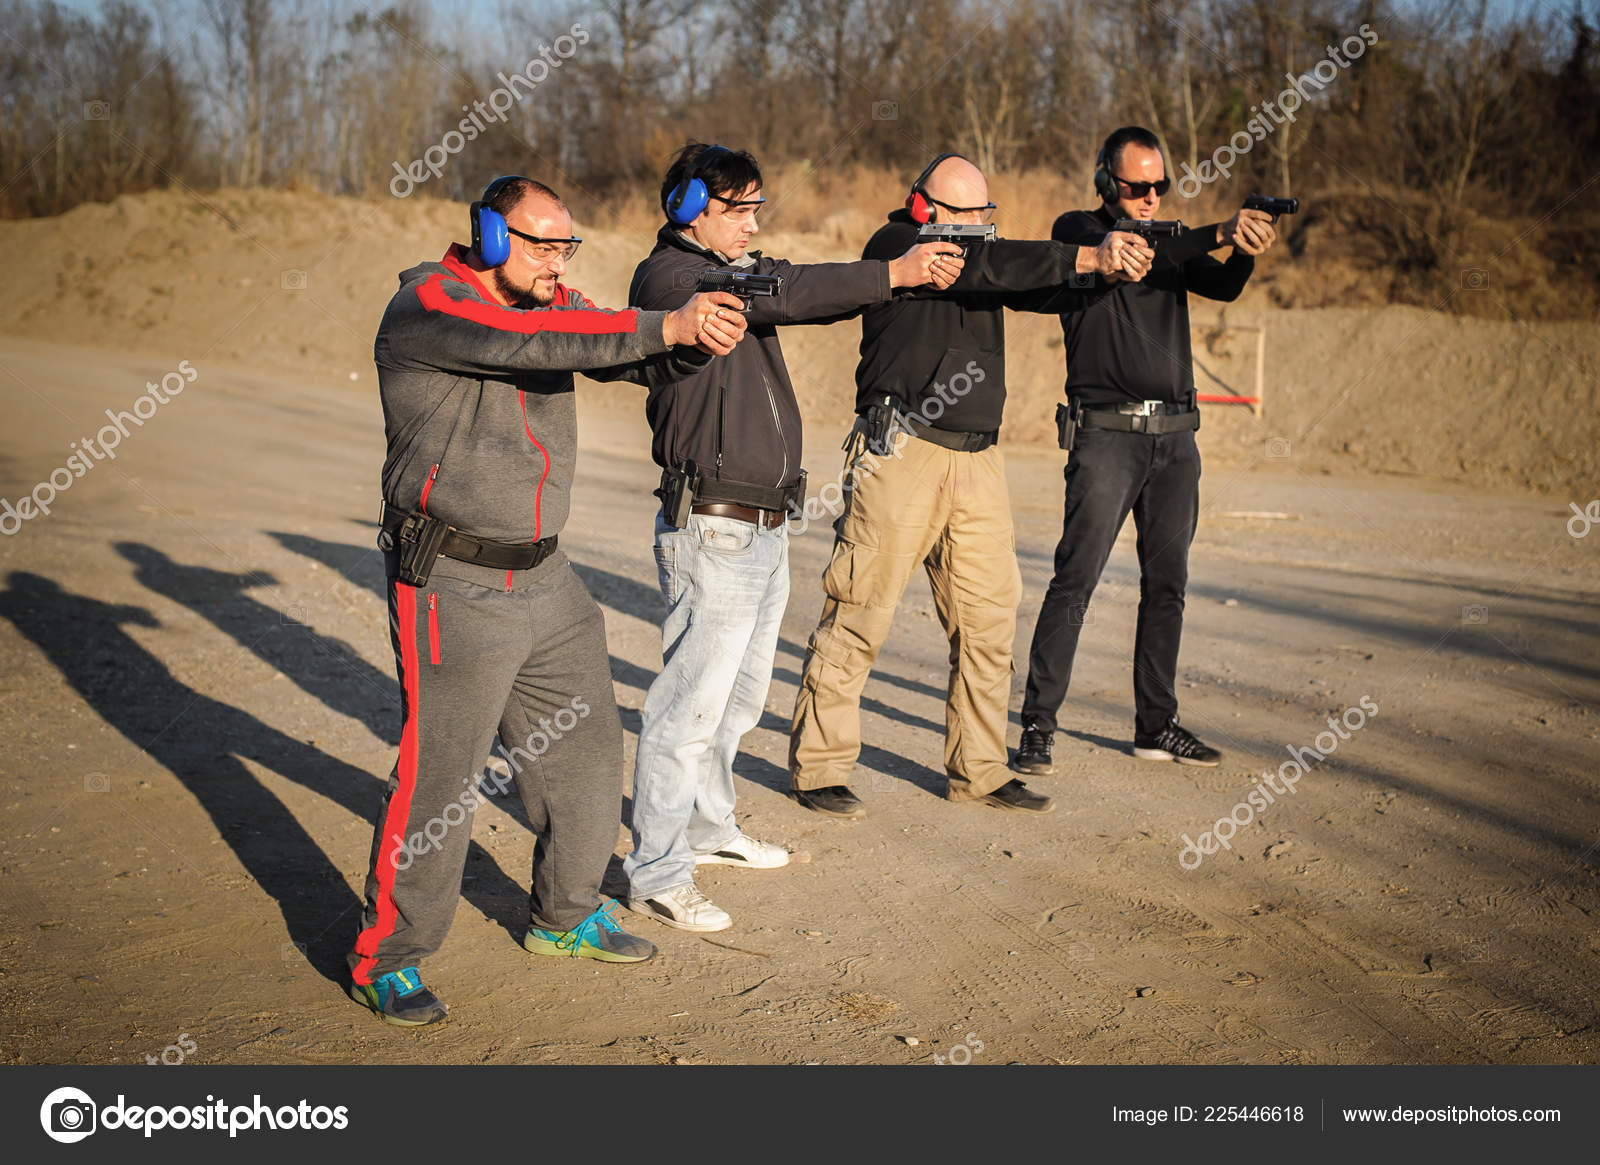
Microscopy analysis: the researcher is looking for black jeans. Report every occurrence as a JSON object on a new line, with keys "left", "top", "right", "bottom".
{"left": 1022, "top": 426, "right": 1200, "bottom": 738}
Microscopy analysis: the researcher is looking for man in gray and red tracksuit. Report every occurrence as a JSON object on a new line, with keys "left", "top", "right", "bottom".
{"left": 348, "top": 176, "right": 747, "bottom": 1027}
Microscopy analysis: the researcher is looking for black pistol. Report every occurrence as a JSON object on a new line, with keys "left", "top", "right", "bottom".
{"left": 695, "top": 269, "right": 782, "bottom": 312}
{"left": 1111, "top": 218, "right": 1184, "bottom": 239}
{"left": 1243, "top": 194, "right": 1299, "bottom": 218}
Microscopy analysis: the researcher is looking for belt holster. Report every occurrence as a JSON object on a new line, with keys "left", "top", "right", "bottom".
{"left": 864, "top": 395, "right": 904, "bottom": 457}
{"left": 785, "top": 470, "right": 808, "bottom": 516}
{"left": 658, "top": 459, "right": 700, "bottom": 528}
{"left": 395, "top": 511, "right": 450, "bottom": 588}
{"left": 1055, "top": 400, "right": 1082, "bottom": 452}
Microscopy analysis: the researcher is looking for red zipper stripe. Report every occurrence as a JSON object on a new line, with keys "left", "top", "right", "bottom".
{"left": 419, "top": 462, "right": 439, "bottom": 514}
{"left": 427, "top": 593, "right": 441, "bottom": 664}
{"left": 518, "top": 391, "right": 550, "bottom": 541}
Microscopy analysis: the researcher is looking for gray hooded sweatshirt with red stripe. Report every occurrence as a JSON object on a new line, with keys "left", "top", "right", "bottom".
{"left": 375, "top": 244, "right": 710, "bottom": 543}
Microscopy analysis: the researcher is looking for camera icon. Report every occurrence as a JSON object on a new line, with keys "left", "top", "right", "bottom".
{"left": 1462, "top": 604, "right": 1488, "bottom": 625}
{"left": 1265, "top": 437, "right": 1292, "bottom": 459}
{"left": 84, "top": 772, "right": 110, "bottom": 793}
{"left": 281, "top": 940, "right": 307, "bottom": 963}
{"left": 1461, "top": 267, "right": 1489, "bottom": 290}
{"left": 280, "top": 269, "right": 308, "bottom": 290}
{"left": 40, "top": 1087, "right": 97, "bottom": 1143}
{"left": 1066, "top": 271, "right": 1095, "bottom": 288}
{"left": 280, "top": 603, "right": 307, "bottom": 625}
{"left": 1065, "top": 939, "right": 1096, "bottom": 962}
{"left": 871, "top": 100, "right": 899, "bottom": 121}
{"left": 83, "top": 100, "right": 110, "bottom": 121}
{"left": 1067, "top": 602, "right": 1094, "bottom": 626}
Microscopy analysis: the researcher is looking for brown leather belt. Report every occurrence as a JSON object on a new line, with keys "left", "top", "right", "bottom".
{"left": 691, "top": 501, "right": 786, "bottom": 529}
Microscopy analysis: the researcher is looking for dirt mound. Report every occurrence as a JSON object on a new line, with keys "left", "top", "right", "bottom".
{"left": 2, "top": 187, "right": 1595, "bottom": 497}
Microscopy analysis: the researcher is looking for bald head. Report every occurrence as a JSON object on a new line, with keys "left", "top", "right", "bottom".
{"left": 922, "top": 155, "right": 988, "bottom": 214}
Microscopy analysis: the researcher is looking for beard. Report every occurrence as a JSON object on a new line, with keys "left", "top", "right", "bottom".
{"left": 492, "top": 268, "right": 554, "bottom": 309}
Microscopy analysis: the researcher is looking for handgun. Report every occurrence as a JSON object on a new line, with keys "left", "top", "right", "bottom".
{"left": 695, "top": 269, "right": 781, "bottom": 311}
{"left": 915, "top": 223, "right": 998, "bottom": 252}
{"left": 1111, "top": 219, "right": 1184, "bottom": 239}
{"left": 1243, "top": 194, "right": 1299, "bottom": 217}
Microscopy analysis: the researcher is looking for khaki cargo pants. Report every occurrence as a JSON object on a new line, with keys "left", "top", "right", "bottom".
{"left": 790, "top": 426, "right": 1023, "bottom": 801}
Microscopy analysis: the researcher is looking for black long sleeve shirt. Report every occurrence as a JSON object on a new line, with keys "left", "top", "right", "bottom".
{"left": 854, "top": 209, "right": 1102, "bottom": 433}
{"left": 1053, "top": 206, "right": 1254, "bottom": 407}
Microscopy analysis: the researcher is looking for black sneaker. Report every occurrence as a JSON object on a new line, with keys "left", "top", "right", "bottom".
{"left": 1011, "top": 726, "right": 1054, "bottom": 775}
{"left": 1133, "top": 718, "right": 1223, "bottom": 767}
{"left": 792, "top": 785, "right": 867, "bottom": 819}
{"left": 979, "top": 778, "right": 1055, "bottom": 813}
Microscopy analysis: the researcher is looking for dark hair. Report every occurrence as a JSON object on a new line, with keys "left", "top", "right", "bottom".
{"left": 659, "top": 142, "right": 763, "bottom": 217}
{"left": 1099, "top": 126, "right": 1163, "bottom": 173}
{"left": 487, "top": 176, "right": 566, "bottom": 217}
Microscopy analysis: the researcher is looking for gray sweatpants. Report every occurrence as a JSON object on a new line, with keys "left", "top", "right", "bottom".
{"left": 348, "top": 548, "right": 622, "bottom": 986}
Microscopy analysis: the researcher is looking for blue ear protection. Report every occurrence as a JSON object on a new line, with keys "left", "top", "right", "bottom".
{"left": 470, "top": 175, "right": 526, "bottom": 267}
{"left": 666, "top": 145, "right": 729, "bottom": 226}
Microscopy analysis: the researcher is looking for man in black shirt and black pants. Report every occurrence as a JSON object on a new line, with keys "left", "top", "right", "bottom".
{"left": 1013, "top": 126, "right": 1278, "bottom": 775}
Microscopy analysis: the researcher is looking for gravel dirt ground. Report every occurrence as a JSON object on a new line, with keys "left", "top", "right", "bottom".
{"left": 2, "top": 336, "right": 1596, "bottom": 1066}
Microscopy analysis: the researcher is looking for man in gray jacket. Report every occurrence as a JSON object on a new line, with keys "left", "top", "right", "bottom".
{"left": 619, "top": 144, "right": 962, "bottom": 932}
{"left": 348, "top": 176, "right": 746, "bottom": 1026}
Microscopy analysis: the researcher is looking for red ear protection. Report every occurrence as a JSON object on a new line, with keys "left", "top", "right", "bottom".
{"left": 905, "top": 153, "right": 965, "bottom": 224}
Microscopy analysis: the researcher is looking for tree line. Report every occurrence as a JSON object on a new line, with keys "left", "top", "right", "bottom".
{"left": 2, "top": 0, "right": 1596, "bottom": 249}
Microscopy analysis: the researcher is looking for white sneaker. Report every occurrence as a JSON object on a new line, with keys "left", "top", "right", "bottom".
{"left": 625, "top": 884, "right": 732, "bottom": 932}
{"left": 695, "top": 832, "right": 790, "bottom": 869}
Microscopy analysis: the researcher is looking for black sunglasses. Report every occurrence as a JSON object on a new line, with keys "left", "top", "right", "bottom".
{"left": 1114, "top": 174, "right": 1171, "bottom": 199}
{"left": 506, "top": 225, "right": 582, "bottom": 260}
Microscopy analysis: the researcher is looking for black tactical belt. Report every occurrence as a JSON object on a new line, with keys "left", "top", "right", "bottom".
{"left": 693, "top": 478, "right": 795, "bottom": 512}
{"left": 906, "top": 419, "right": 999, "bottom": 452}
{"left": 1078, "top": 401, "right": 1199, "bottom": 435}
{"left": 381, "top": 502, "right": 557, "bottom": 571}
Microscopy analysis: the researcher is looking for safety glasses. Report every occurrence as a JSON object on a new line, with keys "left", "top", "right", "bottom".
{"left": 929, "top": 196, "right": 997, "bottom": 222}
{"left": 506, "top": 226, "right": 582, "bottom": 261}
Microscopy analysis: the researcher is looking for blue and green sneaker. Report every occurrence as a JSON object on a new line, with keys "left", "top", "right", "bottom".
{"left": 523, "top": 900, "right": 657, "bottom": 963}
{"left": 348, "top": 966, "right": 448, "bottom": 1026}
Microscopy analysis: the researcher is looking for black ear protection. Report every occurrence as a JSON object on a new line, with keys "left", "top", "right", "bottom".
{"left": 470, "top": 175, "right": 528, "bottom": 267}
{"left": 667, "top": 145, "right": 730, "bottom": 225}
{"left": 1093, "top": 137, "right": 1121, "bottom": 205}
{"left": 905, "top": 153, "right": 966, "bottom": 224}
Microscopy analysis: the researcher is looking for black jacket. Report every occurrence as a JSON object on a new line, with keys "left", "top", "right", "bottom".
{"left": 1052, "top": 206, "right": 1254, "bottom": 406}
{"left": 629, "top": 225, "right": 892, "bottom": 490}
{"left": 854, "top": 209, "right": 1098, "bottom": 434}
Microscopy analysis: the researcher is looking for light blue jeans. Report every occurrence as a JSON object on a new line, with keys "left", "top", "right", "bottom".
{"left": 624, "top": 510, "right": 790, "bottom": 900}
